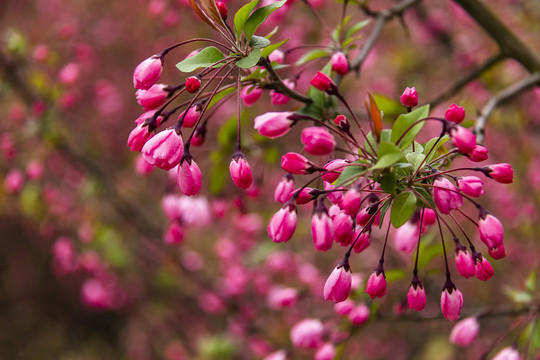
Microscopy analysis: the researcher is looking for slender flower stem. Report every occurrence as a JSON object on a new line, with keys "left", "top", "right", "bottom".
{"left": 159, "top": 38, "right": 234, "bottom": 57}
{"left": 414, "top": 167, "right": 481, "bottom": 183}
{"left": 457, "top": 208, "right": 479, "bottom": 227}
{"left": 235, "top": 69, "right": 242, "bottom": 153}
{"left": 413, "top": 208, "right": 425, "bottom": 276}
{"left": 395, "top": 117, "right": 446, "bottom": 146}
{"left": 449, "top": 212, "right": 475, "bottom": 248}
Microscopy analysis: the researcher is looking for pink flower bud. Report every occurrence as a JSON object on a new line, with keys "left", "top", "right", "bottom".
{"left": 185, "top": 76, "right": 201, "bottom": 93}
{"left": 215, "top": 1, "right": 227, "bottom": 19}
{"left": 141, "top": 128, "right": 184, "bottom": 170}
{"left": 333, "top": 212, "right": 354, "bottom": 245}
{"left": 492, "top": 347, "right": 520, "bottom": 360}
{"left": 455, "top": 248, "right": 475, "bottom": 278}
{"left": 450, "top": 126, "right": 476, "bottom": 154}
{"left": 26, "top": 160, "right": 44, "bottom": 181}
{"left": 422, "top": 208, "right": 437, "bottom": 226}
{"left": 290, "top": 187, "right": 313, "bottom": 205}
{"left": 356, "top": 207, "right": 371, "bottom": 226}
{"left": 312, "top": 202, "right": 335, "bottom": 251}
{"left": 290, "top": 318, "right": 324, "bottom": 349}
{"left": 474, "top": 255, "right": 494, "bottom": 281}
{"left": 178, "top": 106, "right": 201, "bottom": 128}
{"left": 322, "top": 159, "right": 348, "bottom": 183}
{"left": 441, "top": 286, "right": 463, "bottom": 321}
{"left": 468, "top": 145, "right": 489, "bottom": 162}
{"left": 4, "top": 169, "right": 24, "bottom": 193}
{"left": 177, "top": 158, "right": 202, "bottom": 196}
{"left": 136, "top": 84, "right": 167, "bottom": 110}
{"left": 334, "top": 114, "right": 349, "bottom": 130}
{"left": 486, "top": 163, "right": 513, "bottom": 184}
{"left": 267, "top": 286, "right": 298, "bottom": 309}
{"left": 254, "top": 112, "right": 294, "bottom": 138}
{"left": 353, "top": 231, "right": 370, "bottom": 253}
{"left": 488, "top": 245, "right": 506, "bottom": 259}
{"left": 457, "top": 176, "right": 484, "bottom": 197}
{"left": 394, "top": 221, "right": 419, "bottom": 254}
{"left": 133, "top": 55, "right": 163, "bottom": 90}
{"left": 164, "top": 222, "right": 185, "bottom": 244}
{"left": 315, "top": 343, "right": 336, "bottom": 360}
{"left": 400, "top": 87, "right": 418, "bottom": 108}
{"left": 264, "top": 350, "right": 287, "bottom": 360}
{"left": 281, "top": 152, "right": 312, "bottom": 174}
{"left": 191, "top": 125, "right": 206, "bottom": 146}
{"left": 230, "top": 156, "right": 253, "bottom": 190}
{"left": 339, "top": 187, "right": 362, "bottom": 217}
{"left": 334, "top": 299, "right": 354, "bottom": 315}
{"left": 450, "top": 317, "right": 480, "bottom": 347}
{"left": 349, "top": 303, "right": 370, "bottom": 325}
{"left": 267, "top": 205, "right": 297, "bottom": 243}
{"left": 323, "top": 265, "right": 352, "bottom": 302}
{"left": 433, "top": 177, "right": 463, "bottom": 214}
{"left": 478, "top": 213, "right": 504, "bottom": 250}
{"left": 274, "top": 175, "right": 294, "bottom": 203}
{"left": 310, "top": 71, "right": 334, "bottom": 92}
{"left": 301, "top": 126, "right": 336, "bottom": 156}
{"left": 445, "top": 104, "right": 465, "bottom": 124}
{"left": 270, "top": 79, "right": 294, "bottom": 105}
{"left": 366, "top": 270, "right": 386, "bottom": 299}
{"left": 127, "top": 123, "right": 154, "bottom": 152}
{"left": 407, "top": 283, "right": 426, "bottom": 311}
{"left": 81, "top": 278, "right": 113, "bottom": 309}
{"left": 241, "top": 86, "right": 263, "bottom": 106}
{"left": 268, "top": 49, "right": 285, "bottom": 64}
{"left": 331, "top": 52, "right": 348, "bottom": 75}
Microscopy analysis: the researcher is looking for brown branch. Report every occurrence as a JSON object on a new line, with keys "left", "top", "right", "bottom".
{"left": 260, "top": 57, "right": 313, "bottom": 104}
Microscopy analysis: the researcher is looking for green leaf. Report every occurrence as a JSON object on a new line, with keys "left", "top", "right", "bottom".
{"left": 505, "top": 288, "right": 533, "bottom": 304}
{"left": 384, "top": 269, "right": 406, "bottom": 283}
{"left": 371, "top": 141, "right": 403, "bottom": 170}
{"left": 373, "top": 93, "right": 405, "bottom": 120}
{"left": 525, "top": 270, "right": 536, "bottom": 292}
{"left": 207, "top": 87, "right": 237, "bottom": 108}
{"left": 413, "top": 187, "right": 436, "bottom": 209}
{"left": 391, "top": 192, "right": 417, "bottom": 228}
{"left": 406, "top": 152, "right": 426, "bottom": 173}
{"left": 424, "top": 135, "right": 450, "bottom": 163}
{"left": 261, "top": 38, "right": 289, "bottom": 57}
{"left": 234, "top": 0, "right": 259, "bottom": 38}
{"left": 363, "top": 131, "right": 378, "bottom": 158}
{"left": 334, "top": 163, "right": 366, "bottom": 187}
{"left": 391, "top": 104, "right": 430, "bottom": 149}
{"left": 244, "top": 0, "right": 286, "bottom": 42}
{"left": 176, "top": 46, "right": 225, "bottom": 72}
{"left": 295, "top": 49, "right": 329, "bottom": 66}
{"left": 380, "top": 129, "right": 392, "bottom": 143}
{"left": 236, "top": 48, "right": 261, "bottom": 68}
{"left": 308, "top": 86, "right": 326, "bottom": 108}
{"left": 249, "top": 35, "right": 271, "bottom": 48}
{"left": 345, "top": 19, "right": 371, "bottom": 39}
{"left": 379, "top": 171, "right": 396, "bottom": 196}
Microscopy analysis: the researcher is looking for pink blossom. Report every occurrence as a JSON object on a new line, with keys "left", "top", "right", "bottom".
{"left": 59, "top": 63, "right": 80, "bottom": 84}
{"left": 301, "top": 126, "right": 336, "bottom": 155}
{"left": 339, "top": 187, "right": 362, "bottom": 217}
{"left": 478, "top": 213, "right": 504, "bottom": 250}
{"left": 290, "top": 318, "right": 324, "bottom": 349}
{"left": 407, "top": 283, "right": 426, "bottom": 311}
{"left": 486, "top": 163, "right": 514, "bottom": 184}
{"left": 366, "top": 270, "right": 386, "bottom": 299}
{"left": 349, "top": 303, "right": 370, "bottom": 325}
{"left": 468, "top": 145, "right": 489, "bottom": 162}
{"left": 177, "top": 158, "right": 202, "bottom": 196}
{"left": 241, "top": 86, "right": 263, "bottom": 106}
{"left": 323, "top": 265, "right": 352, "bottom": 303}
{"left": 353, "top": 230, "right": 370, "bottom": 253}
{"left": 458, "top": 176, "right": 484, "bottom": 197}
{"left": 230, "top": 156, "right": 253, "bottom": 190}
{"left": 441, "top": 286, "right": 463, "bottom": 321}
{"left": 400, "top": 87, "right": 418, "bottom": 108}
{"left": 267, "top": 286, "right": 298, "bottom": 309}
{"left": 4, "top": 168, "right": 24, "bottom": 193}
{"left": 281, "top": 152, "right": 312, "bottom": 174}
{"left": 310, "top": 71, "right": 334, "bottom": 92}
{"left": 455, "top": 248, "right": 475, "bottom": 278}
{"left": 254, "top": 112, "right": 294, "bottom": 138}
{"left": 311, "top": 202, "right": 335, "bottom": 251}
{"left": 128, "top": 123, "right": 154, "bottom": 151}
{"left": 331, "top": 52, "right": 348, "bottom": 75}
{"left": 445, "top": 104, "right": 465, "bottom": 124}
{"left": 315, "top": 343, "right": 336, "bottom": 360}
{"left": 322, "top": 159, "right": 348, "bottom": 183}
{"left": 178, "top": 106, "right": 201, "bottom": 128}
{"left": 394, "top": 221, "right": 419, "bottom": 254}
{"left": 270, "top": 79, "right": 294, "bottom": 105}
{"left": 333, "top": 212, "right": 354, "bottom": 245}
{"left": 492, "top": 347, "right": 520, "bottom": 360}
{"left": 267, "top": 205, "right": 297, "bottom": 243}
{"left": 136, "top": 84, "right": 167, "bottom": 110}
{"left": 450, "top": 317, "right": 479, "bottom": 347}
{"left": 450, "top": 126, "right": 476, "bottom": 154}
{"left": 141, "top": 128, "right": 184, "bottom": 170}
{"left": 274, "top": 175, "right": 294, "bottom": 203}
{"left": 475, "top": 256, "right": 494, "bottom": 281}
{"left": 334, "top": 299, "right": 355, "bottom": 315}
{"left": 185, "top": 76, "right": 201, "bottom": 93}
{"left": 164, "top": 222, "right": 184, "bottom": 245}
{"left": 268, "top": 49, "right": 285, "bottom": 64}
{"left": 133, "top": 55, "right": 163, "bottom": 90}
{"left": 433, "top": 177, "right": 463, "bottom": 214}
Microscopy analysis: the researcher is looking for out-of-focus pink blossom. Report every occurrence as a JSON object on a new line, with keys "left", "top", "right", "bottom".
{"left": 290, "top": 318, "right": 324, "bottom": 349}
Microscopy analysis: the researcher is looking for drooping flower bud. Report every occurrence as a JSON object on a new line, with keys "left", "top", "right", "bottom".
{"left": 141, "top": 128, "right": 184, "bottom": 170}
{"left": 334, "top": 114, "right": 350, "bottom": 131}
{"left": 394, "top": 221, "right": 419, "bottom": 254}
{"left": 333, "top": 212, "right": 354, "bottom": 245}
{"left": 323, "top": 264, "right": 352, "bottom": 303}
{"left": 484, "top": 163, "right": 514, "bottom": 184}
{"left": 331, "top": 52, "right": 349, "bottom": 75}
{"left": 136, "top": 84, "right": 167, "bottom": 110}
{"left": 274, "top": 175, "right": 294, "bottom": 203}
{"left": 455, "top": 247, "right": 475, "bottom": 278}
{"left": 421, "top": 208, "right": 437, "bottom": 226}
{"left": 441, "top": 280, "right": 463, "bottom": 321}
{"left": 488, "top": 245, "right": 506, "bottom": 259}
{"left": 290, "top": 318, "right": 324, "bottom": 349}
{"left": 457, "top": 176, "right": 484, "bottom": 197}
{"left": 492, "top": 347, "right": 520, "bottom": 360}
{"left": 4, "top": 168, "right": 24, "bottom": 193}
{"left": 310, "top": 71, "right": 334, "bottom": 92}
{"left": 301, "top": 126, "right": 336, "bottom": 156}
{"left": 281, "top": 152, "right": 316, "bottom": 174}
{"left": 128, "top": 123, "right": 154, "bottom": 151}
{"left": 474, "top": 254, "right": 494, "bottom": 281}
{"left": 267, "top": 204, "right": 297, "bottom": 243}
{"left": 268, "top": 49, "right": 285, "bottom": 64}
{"left": 133, "top": 55, "right": 163, "bottom": 90}
{"left": 449, "top": 126, "right": 476, "bottom": 154}
{"left": 230, "top": 154, "right": 253, "bottom": 190}
{"left": 400, "top": 87, "right": 418, "bottom": 109}
{"left": 270, "top": 79, "right": 294, "bottom": 105}
{"left": 339, "top": 187, "right": 362, "bottom": 217}
{"left": 468, "top": 145, "right": 489, "bottom": 162}
{"left": 267, "top": 286, "right": 298, "bottom": 309}
{"left": 315, "top": 343, "right": 336, "bottom": 360}
{"left": 353, "top": 230, "right": 370, "bottom": 253}
{"left": 322, "top": 159, "right": 348, "bottom": 183}
{"left": 215, "top": 1, "right": 227, "bottom": 20}
{"left": 241, "top": 86, "right": 262, "bottom": 106}
{"left": 254, "top": 112, "right": 294, "bottom": 138}
{"left": 164, "top": 222, "right": 185, "bottom": 244}
{"left": 433, "top": 177, "right": 463, "bottom": 214}
{"left": 407, "top": 280, "right": 427, "bottom": 312}
{"left": 334, "top": 299, "right": 354, "bottom": 315}
{"left": 185, "top": 76, "right": 201, "bottom": 93}
{"left": 449, "top": 317, "right": 480, "bottom": 347}
{"left": 349, "top": 303, "right": 370, "bottom": 325}
{"left": 290, "top": 187, "right": 313, "bottom": 205}
{"left": 177, "top": 156, "right": 202, "bottom": 196}
{"left": 366, "top": 268, "right": 386, "bottom": 299}
{"left": 445, "top": 104, "right": 465, "bottom": 124}
{"left": 191, "top": 124, "right": 206, "bottom": 146}
{"left": 478, "top": 212, "right": 504, "bottom": 250}
{"left": 311, "top": 199, "right": 335, "bottom": 251}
